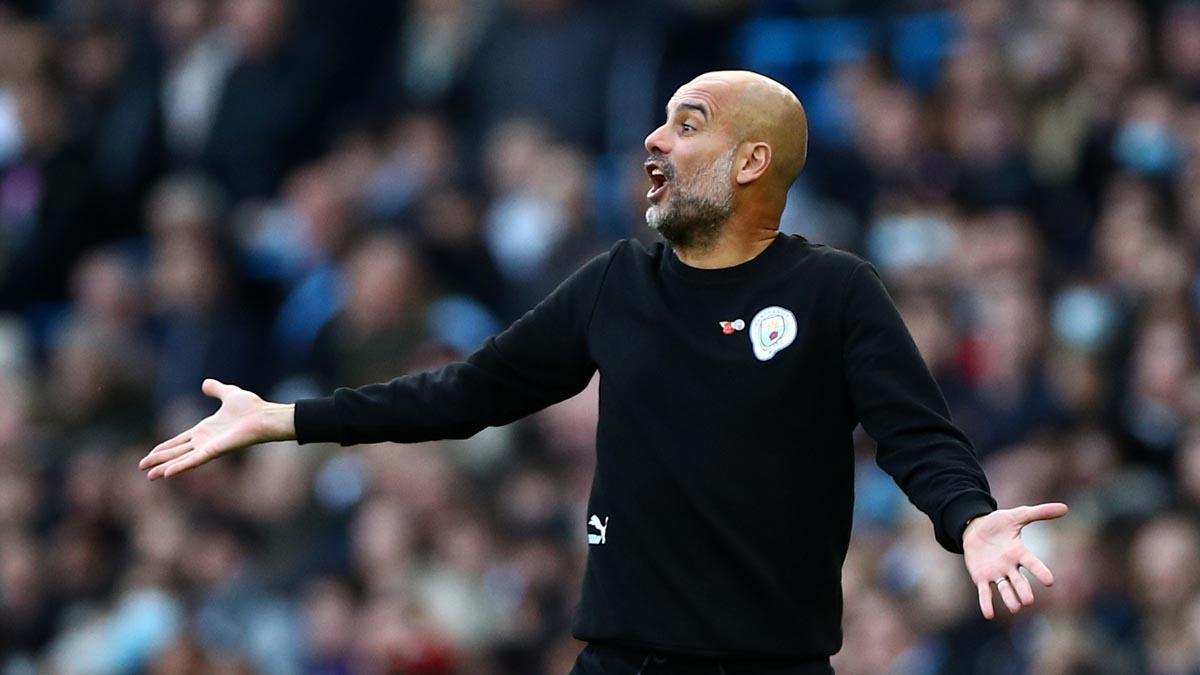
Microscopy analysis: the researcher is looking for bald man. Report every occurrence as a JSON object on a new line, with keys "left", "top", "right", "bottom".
{"left": 142, "top": 71, "right": 1067, "bottom": 674}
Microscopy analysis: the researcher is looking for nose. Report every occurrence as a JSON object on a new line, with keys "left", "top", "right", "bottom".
{"left": 644, "top": 123, "right": 670, "bottom": 155}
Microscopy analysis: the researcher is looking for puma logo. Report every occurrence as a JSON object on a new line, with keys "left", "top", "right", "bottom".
{"left": 588, "top": 514, "right": 609, "bottom": 545}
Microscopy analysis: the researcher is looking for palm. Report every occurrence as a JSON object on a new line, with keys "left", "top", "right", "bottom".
{"left": 140, "top": 379, "right": 267, "bottom": 479}
{"left": 963, "top": 503, "right": 1068, "bottom": 619}
{"left": 964, "top": 510, "right": 1025, "bottom": 575}
{"left": 191, "top": 389, "right": 260, "bottom": 449}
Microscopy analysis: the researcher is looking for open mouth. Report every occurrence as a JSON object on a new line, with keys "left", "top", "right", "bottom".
{"left": 645, "top": 160, "right": 670, "bottom": 203}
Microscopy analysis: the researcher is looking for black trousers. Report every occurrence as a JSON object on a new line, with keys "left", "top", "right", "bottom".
{"left": 568, "top": 643, "right": 835, "bottom": 675}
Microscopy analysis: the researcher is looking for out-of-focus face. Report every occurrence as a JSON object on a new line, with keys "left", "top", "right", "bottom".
{"left": 1178, "top": 427, "right": 1200, "bottom": 505}
{"left": 285, "top": 164, "right": 354, "bottom": 257}
{"left": 13, "top": 80, "right": 63, "bottom": 152}
{"left": 343, "top": 235, "right": 420, "bottom": 334}
{"left": 643, "top": 80, "right": 739, "bottom": 248}
{"left": 302, "top": 577, "right": 357, "bottom": 660}
{"left": 239, "top": 443, "right": 310, "bottom": 523}
{"left": 150, "top": 237, "right": 222, "bottom": 313}
{"left": 1132, "top": 318, "right": 1191, "bottom": 401}
{"left": 0, "top": 533, "right": 41, "bottom": 608}
{"left": 1130, "top": 516, "right": 1200, "bottom": 612}
{"left": 857, "top": 84, "right": 919, "bottom": 168}
{"left": 350, "top": 498, "right": 414, "bottom": 582}
{"left": 1164, "top": 4, "right": 1200, "bottom": 82}
{"left": 0, "top": 373, "right": 29, "bottom": 456}
{"left": 223, "top": 0, "right": 288, "bottom": 58}
{"left": 154, "top": 0, "right": 212, "bottom": 52}
{"left": 71, "top": 249, "right": 142, "bottom": 325}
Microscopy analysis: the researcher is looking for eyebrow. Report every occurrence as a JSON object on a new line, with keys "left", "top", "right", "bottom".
{"left": 669, "top": 101, "right": 709, "bottom": 121}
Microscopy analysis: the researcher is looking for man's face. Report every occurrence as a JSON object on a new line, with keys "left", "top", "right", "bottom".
{"left": 643, "top": 83, "right": 738, "bottom": 249}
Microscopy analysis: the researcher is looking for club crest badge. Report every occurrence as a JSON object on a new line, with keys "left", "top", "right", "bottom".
{"left": 749, "top": 305, "right": 797, "bottom": 361}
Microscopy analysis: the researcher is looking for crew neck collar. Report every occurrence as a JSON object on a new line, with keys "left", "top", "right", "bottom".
{"left": 664, "top": 232, "right": 789, "bottom": 285}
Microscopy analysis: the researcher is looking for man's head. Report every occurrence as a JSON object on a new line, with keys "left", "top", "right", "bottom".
{"left": 643, "top": 71, "right": 808, "bottom": 250}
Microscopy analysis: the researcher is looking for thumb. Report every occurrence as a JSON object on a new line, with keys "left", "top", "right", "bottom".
{"left": 1018, "top": 502, "right": 1069, "bottom": 525}
{"left": 201, "top": 378, "right": 232, "bottom": 400}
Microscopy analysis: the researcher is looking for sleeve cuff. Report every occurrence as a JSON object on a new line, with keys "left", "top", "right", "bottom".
{"left": 940, "top": 491, "right": 997, "bottom": 554}
{"left": 294, "top": 396, "right": 341, "bottom": 445}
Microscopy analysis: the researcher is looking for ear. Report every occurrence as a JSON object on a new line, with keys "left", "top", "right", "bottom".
{"left": 735, "top": 142, "right": 772, "bottom": 186}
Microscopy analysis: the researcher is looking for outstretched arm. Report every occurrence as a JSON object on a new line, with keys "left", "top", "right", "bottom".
{"left": 141, "top": 244, "right": 620, "bottom": 479}
{"left": 840, "top": 261, "right": 1067, "bottom": 618}
{"left": 841, "top": 262, "right": 996, "bottom": 552}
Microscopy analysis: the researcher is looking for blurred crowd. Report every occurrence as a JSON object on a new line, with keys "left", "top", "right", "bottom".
{"left": 1, "top": 0, "right": 1200, "bottom": 673}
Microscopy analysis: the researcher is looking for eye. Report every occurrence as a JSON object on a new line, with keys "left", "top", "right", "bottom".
{"left": 681, "top": 123, "right": 695, "bottom": 133}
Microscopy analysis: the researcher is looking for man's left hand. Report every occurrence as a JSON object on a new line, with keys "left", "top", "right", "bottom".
{"left": 962, "top": 502, "right": 1069, "bottom": 619}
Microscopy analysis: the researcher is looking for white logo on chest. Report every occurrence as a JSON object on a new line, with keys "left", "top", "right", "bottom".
{"left": 587, "top": 514, "right": 609, "bottom": 545}
{"left": 749, "top": 305, "right": 797, "bottom": 361}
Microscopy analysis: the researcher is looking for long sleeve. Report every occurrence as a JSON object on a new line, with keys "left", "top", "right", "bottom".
{"left": 841, "top": 262, "right": 996, "bottom": 553}
{"left": 293, "top": 243, "right": 620, "bottom": 446}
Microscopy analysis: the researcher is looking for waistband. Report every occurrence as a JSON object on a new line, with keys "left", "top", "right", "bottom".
{"left": 586, "top": 642, "right": 834, "bottom": 675}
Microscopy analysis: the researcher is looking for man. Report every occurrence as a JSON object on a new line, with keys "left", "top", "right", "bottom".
{"left": 141, "top": 71, "right": 1067, "bottom": 674}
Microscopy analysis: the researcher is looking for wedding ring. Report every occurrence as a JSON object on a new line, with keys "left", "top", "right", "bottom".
{"left": 995, "top": 577, "right": 1010, "bottom": 586}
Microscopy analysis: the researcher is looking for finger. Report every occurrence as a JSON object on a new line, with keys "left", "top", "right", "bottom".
{"left": 1021, "top": 553, "right": 1055, "bottom": 587}
{"left": 1009, "top": 569, "right": 1035, "bottom": 606}
{"left": 148, "top": 446, "right": 204, "bottom": 479}
{"left": 201, "top": 378, "right": 231, "bottom": 400}
{"left": 1017, "top": 502, "right": 1069, "bottom": 525}
{"left": 141, "top": 442, "right": 193, "bottom": 472}
{"left": 995, "top": 577, "right": 1021, "bottom": 614}
{"left": 977, "top": 581, "right": 994, "bottom": 620}
{"left": 143, "top": 430, "right": 191, "bottom": 464}
{"left": 147, "top": 451, "right": 192, "bottom": 479}
{"left": 157, "top": 448, "right": 214, "bottom": 479}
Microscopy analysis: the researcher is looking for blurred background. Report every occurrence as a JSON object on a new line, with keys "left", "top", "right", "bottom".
{"left": 0, "top": 0, "right": 1196, "bottom": 673}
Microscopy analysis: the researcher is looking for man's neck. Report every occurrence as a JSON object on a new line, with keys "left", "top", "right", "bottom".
{"left": 673, "top": 222, "right": 780, "bottom": 269}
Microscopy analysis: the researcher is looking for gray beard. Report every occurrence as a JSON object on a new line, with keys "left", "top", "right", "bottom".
{"left": 648, "top": 196, "right": 732, "bottom": 252}
{"left": 645, "top": 148, "right": 736, "bottom": 252}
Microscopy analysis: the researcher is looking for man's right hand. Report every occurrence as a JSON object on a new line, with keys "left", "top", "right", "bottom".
{"left": 139, "top": 378, "right": 296, "bottom": 480}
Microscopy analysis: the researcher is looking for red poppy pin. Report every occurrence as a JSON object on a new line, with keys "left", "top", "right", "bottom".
{"left": 719, "top": 319, "right": 746, "bottom": 335}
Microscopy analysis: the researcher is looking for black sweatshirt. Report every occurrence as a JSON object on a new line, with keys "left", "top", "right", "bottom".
{"left": 295, "top": 233, "right": 996, "bottom": 660}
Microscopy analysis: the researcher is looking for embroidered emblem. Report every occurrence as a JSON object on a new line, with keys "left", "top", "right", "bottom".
{"left": 749, "top": 306, "right": 797, "bottom": 361}
{"left": 718, "top": 319, "right": 746, "bottom": 334}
